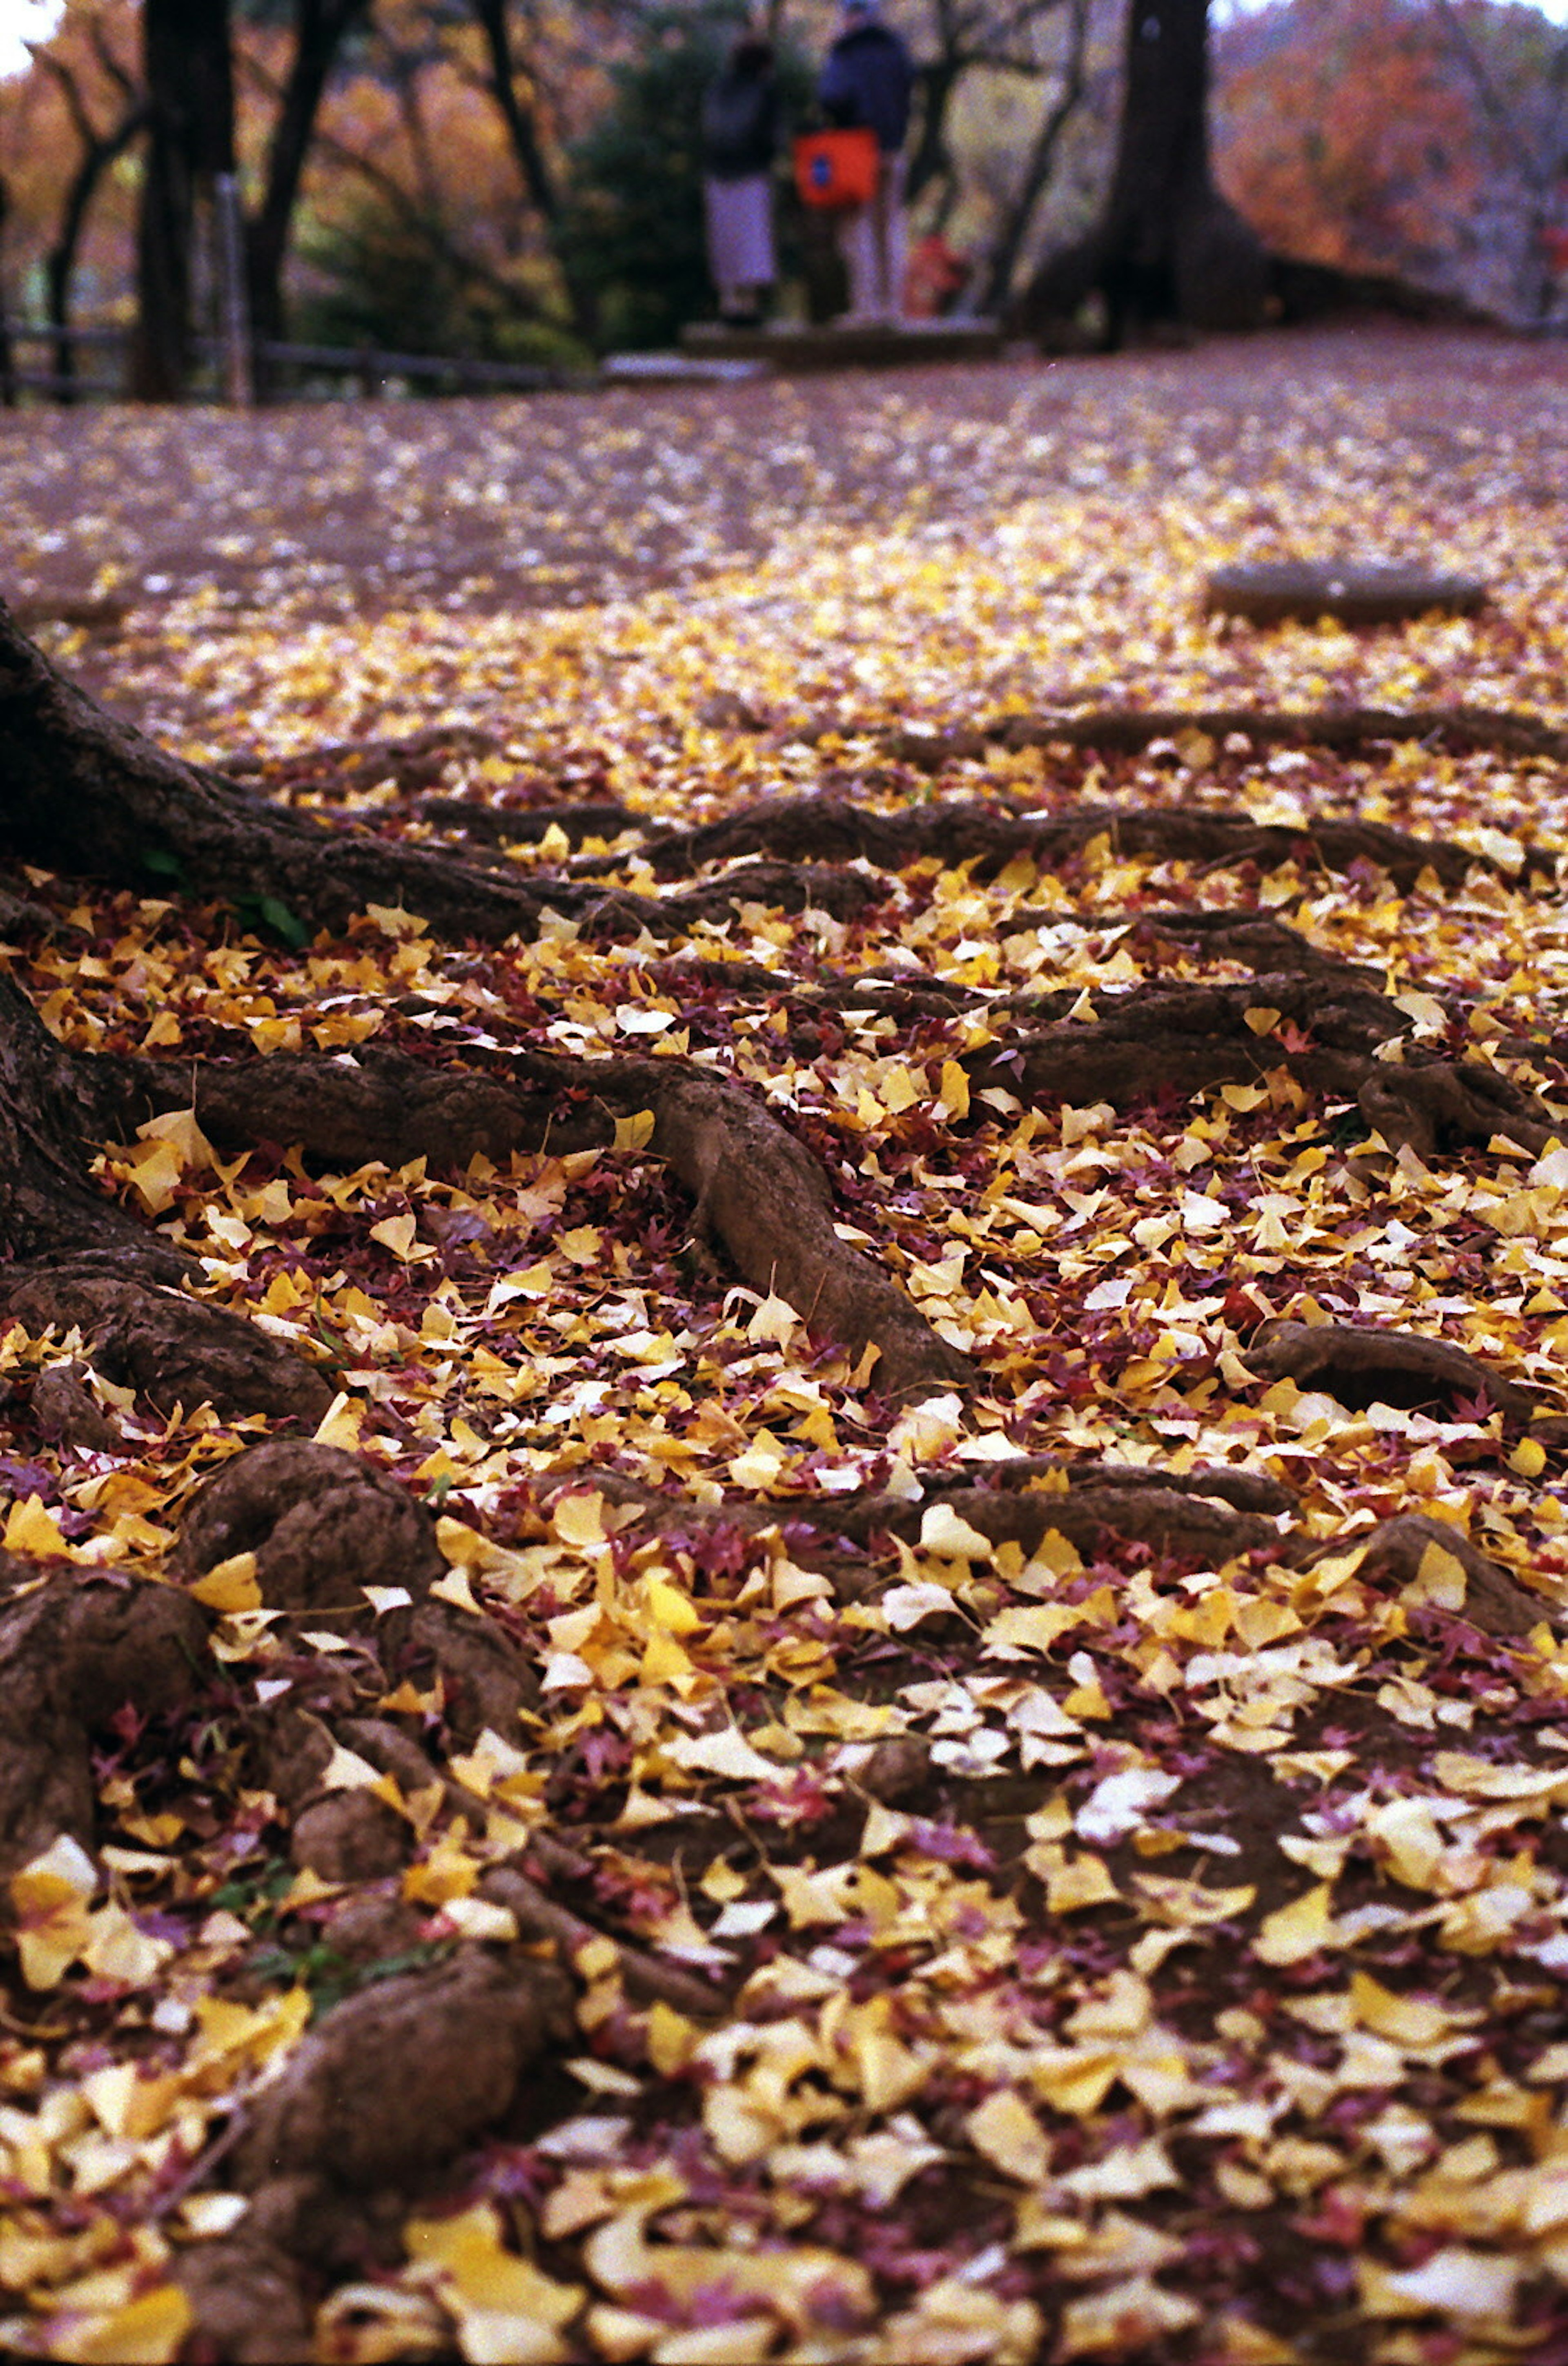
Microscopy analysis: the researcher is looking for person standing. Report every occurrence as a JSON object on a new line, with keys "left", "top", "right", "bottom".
{"left": 819, "top": 0, "right": 915, "bottom": 323}
{"left": 701, "top": 31, "right": 780, "bottom": 328}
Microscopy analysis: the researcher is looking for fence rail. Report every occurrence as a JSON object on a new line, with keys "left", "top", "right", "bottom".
{"left": 0, "top": 321, "right": 587, "bottom": 403}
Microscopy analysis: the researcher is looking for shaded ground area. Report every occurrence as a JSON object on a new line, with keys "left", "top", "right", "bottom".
{"left": 4, "top": 325, "right": 1566, "bottom": 630}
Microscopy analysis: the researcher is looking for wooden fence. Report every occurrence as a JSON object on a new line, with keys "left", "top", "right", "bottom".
{"left": 0, "top": 321, "right": 586, "bottom": 404}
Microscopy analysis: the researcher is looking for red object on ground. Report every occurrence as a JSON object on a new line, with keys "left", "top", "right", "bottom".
{"left": 903, "top": 234, "right": 971, "bottom": 319}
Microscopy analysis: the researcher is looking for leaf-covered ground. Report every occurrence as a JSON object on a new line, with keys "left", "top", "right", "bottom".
{"left": 4, "top": 325, "right": 1568, "bottom": 2364}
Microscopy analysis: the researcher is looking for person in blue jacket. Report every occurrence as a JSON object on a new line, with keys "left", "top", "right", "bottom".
{"left": 819, "top": 0, "right": 915, "bottom": 322}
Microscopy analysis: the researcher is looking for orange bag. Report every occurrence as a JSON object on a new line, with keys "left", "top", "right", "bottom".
{"left": 793, "top": 128, "right": 880, "bottom": 211}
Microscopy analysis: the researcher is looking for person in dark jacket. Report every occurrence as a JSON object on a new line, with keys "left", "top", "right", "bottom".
{"left": 701, "top": 31, "right": 779, "bottom": 326}
{"left": 818, "top": 0, "right": 915, "bottom": 322}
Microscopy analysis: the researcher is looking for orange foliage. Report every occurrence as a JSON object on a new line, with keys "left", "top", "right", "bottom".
{"left": 0, "top": 0, "right": 141, "bottom": 315}
{"left": 1214, "top": 0, "right": 1490, "bottom": 276}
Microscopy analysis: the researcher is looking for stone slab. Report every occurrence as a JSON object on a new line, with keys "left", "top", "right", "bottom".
{"left": 600, "top": 353, "right": 775, "bottom": 386}
{"left": 1204, "top": 561, "right": 1489, "bottom": 628}
{"left": 681, "top": 319, "right": 1005, "bottom": 370}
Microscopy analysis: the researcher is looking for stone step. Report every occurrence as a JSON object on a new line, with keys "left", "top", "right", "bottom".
{"left": 681, "top": 318, "right": 1006, "bottom": 370}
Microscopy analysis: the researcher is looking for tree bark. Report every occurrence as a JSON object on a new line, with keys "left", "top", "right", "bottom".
{"left": 980, "top": 0, "right": 1093, "bottom": 316}
{"left": 1012, "top": 0, "right": 1270, "bottom": 343}
{"left": 130, "top": 0, "right": 237, "bottom": 402}
{"left": 245, "top": 0, "right": 371, "bottom": 394}
{"left": 468, "top": 0, "right": 597, "bottom": 345}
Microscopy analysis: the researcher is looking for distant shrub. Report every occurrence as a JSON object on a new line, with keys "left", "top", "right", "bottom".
{"left": 561, "top": 2, "right": 813, "bottom": 351}
{"left": 292, "top": 192, "right": 589, "bottom": 370}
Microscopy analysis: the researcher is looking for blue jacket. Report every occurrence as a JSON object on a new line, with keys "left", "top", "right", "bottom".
{"left": 819, "top": 22, "right": 915, "bottom": 154}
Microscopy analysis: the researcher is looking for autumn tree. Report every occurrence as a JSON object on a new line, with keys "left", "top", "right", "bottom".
{"left": 1214, "top": 0, "right": 1568, "bottom": 326}
{"left": 1013, "top": 0, "right": 1272, "bottom": 340}
{"left": 129, "top": 0, "right": 239, "bottom": 399}
{"left": 31, "top": 4, "right": 146, "bottom": 397}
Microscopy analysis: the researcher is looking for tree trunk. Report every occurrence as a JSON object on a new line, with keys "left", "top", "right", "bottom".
{"left": 130, "top": 0, "right": 236, "bottom": 402}
{"left": 979, "top": 0, "right": 1093, "bottom": 316}
{"left": 905, "top": 58, "right": 960, "bottom": 214}
{"left": 245, "top": 0, "right": 371, "bottom": 394}
{"left": 44, "top": 101, "right": 149, "bottom": 402}
{"left": 1013, "top": 0, "right": 1269, "bottom": 344}
{"left": 0, "top": 174, "right": 12, "bottom": 408}
{"left": 469, "top": 0, "right": 597, "bottom": 347}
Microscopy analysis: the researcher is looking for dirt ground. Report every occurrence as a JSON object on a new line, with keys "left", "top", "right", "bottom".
{"left": 7, "top": 320, "right": 1568, "bottom": 2366}
{"left": 3, "top": 324, "right": 1565, "bottom": 633}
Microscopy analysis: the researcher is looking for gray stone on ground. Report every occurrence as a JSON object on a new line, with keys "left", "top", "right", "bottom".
{"left": 1204, "top": 561, "right": 1488, "bottom": 627}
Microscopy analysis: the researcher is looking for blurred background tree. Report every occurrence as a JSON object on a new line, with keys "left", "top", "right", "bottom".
{"left": 0, "top": 0, "right": 1564, "bottom": 391}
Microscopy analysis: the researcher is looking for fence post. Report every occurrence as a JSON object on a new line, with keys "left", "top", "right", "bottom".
{"left": 213, "top": 173, "right": 253, "bottom": 407}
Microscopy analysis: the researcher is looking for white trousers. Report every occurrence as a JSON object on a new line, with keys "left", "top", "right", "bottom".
{"left": 836, "top": 152, "right": 907, "bottom": 323}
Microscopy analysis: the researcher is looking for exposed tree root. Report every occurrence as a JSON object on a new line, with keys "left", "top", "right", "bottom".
{"left": 579, "top": 858, "right": 889, "bottom": 939}
{"left": 1319, "top": 1515, "right": 1557, "bottom": 1638}
{"left": 876, "top": 704, "right": 1568, "bottom": 770}
{"left": 962, "top": 974, "right": 1557, "bottom": 1156}
{"left": 0, "top": 598, "right": 560, "bottom": 941}
{"left": 481, "top": 1862, "right": 729, "bottom": 2017}
{"left": 632, "top": 920, "right": 1388, "bottom": 1074}
{"left": 1245, "top": 1318, "right": 1546, "bottom": 1427}
{"left": 228, "top": 723, "right": 506, "bottom": 798}
{"left": 597, "top": 789, "right": 1529, "bottom": 896}
{"left": 172, "top": 1949, "right": 573, "bottom": 2358}
{"left": 170, "top": 1439, "right": 447, "bottom": 1611}
{"left": 419, "top": 795, "right": 636, "bottom": 847}
{"left": 89, "top": 1043, "right": 974, "bottom": 1403}
{"left": 552, "top": 1457, "right": 1294, "bottom": 1572}
{"left": 0, "top": 1568, "right": 212, "bottom": 1875}
{"left": 170, "top": 1440, "right": 540, "bottom": 1753}
{"left": 2, "top": 1261, "right": 334, "bottom": 1427}
{"left": 233, "top": 1948, "right": 570, "bottom": 2195}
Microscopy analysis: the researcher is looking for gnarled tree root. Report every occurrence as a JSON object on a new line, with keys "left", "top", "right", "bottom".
{"left": 97, "top": 1043, "right": 974, "bottom": 1404}
{"left": 1316, "top": 1514, "right": 1558, "bottom": 1638}
{"left": 0, "top": 1568, "right": 213, "bottom": 1874}
{"left": 175, "top": 1949, "right": 573, "bottom": 2362}
{"left": 171, "top": 1439, "right": 540, "bottom": 1757}
{"left": 606, "top": 788, "right": 1536, "bottom": 896}
{"left": 550, "top": 1457, "right": 1294, "bottom": 1572}
{"left": 2, "top": 1261, "right": 335, "bottom": 1428}
{"left": 878, "top": 703, "right": 1568, "bottom": 771}
{"left": 962, "top": 974, "right": 1556, "bottom": 1157}
{"left": 1245, "top": 1319, "right": 1544, "bottom": 1426}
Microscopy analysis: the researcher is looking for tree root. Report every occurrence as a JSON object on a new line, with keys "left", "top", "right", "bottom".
{"left": 419, "top": 795, "right": 635, "bottom": 847}
{"left": 877, "top": 704, "right": 1568, "bottom": 771}
{"left": 0, "top": 1570, "right": 212, "bottom": 1874}
{"left": 961, "top": 974, "right": 1558, "bottom": 1156}
{"left": 1316, "top": 1515, "right": 1558, "bottom": 1638}
{"left": 642, "top": 1064, "right": 973, "bottom": 1399}
{"left": 481, "top": 1862, "right": 729, "bottom": 2018}
{"left": 172, "top": 1948, "right": 573, "bottom": 2358}
{"left": 170, "top": 1438, "right": 447, "bottom": 1611}
{"left": 234, "top": 1948, "right": 572, "bottom": 2194}
{"left": 1245, "top": 1319, "right": 1545, "bottom": 1426}
{"left": 607, "top": 789, "right": 1523, "bottom": 897}
{"left": 93, "top": 1042, "right": 973, "bottom": 1404}
{"left": 2, "top": 1261, "right": 335, "bottom": 1427}
{"left": 170, "top": 1440, "right": 540, "bottom": 1752}
{"left": 1357, "top": 1060, "right": 1557, "bottom": 1160}
{"left": 549, "top": 1457, "right": 1293, "bottom": 1572}
{"left": 228, "top": 723, "right": 505, "bottom": 798}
